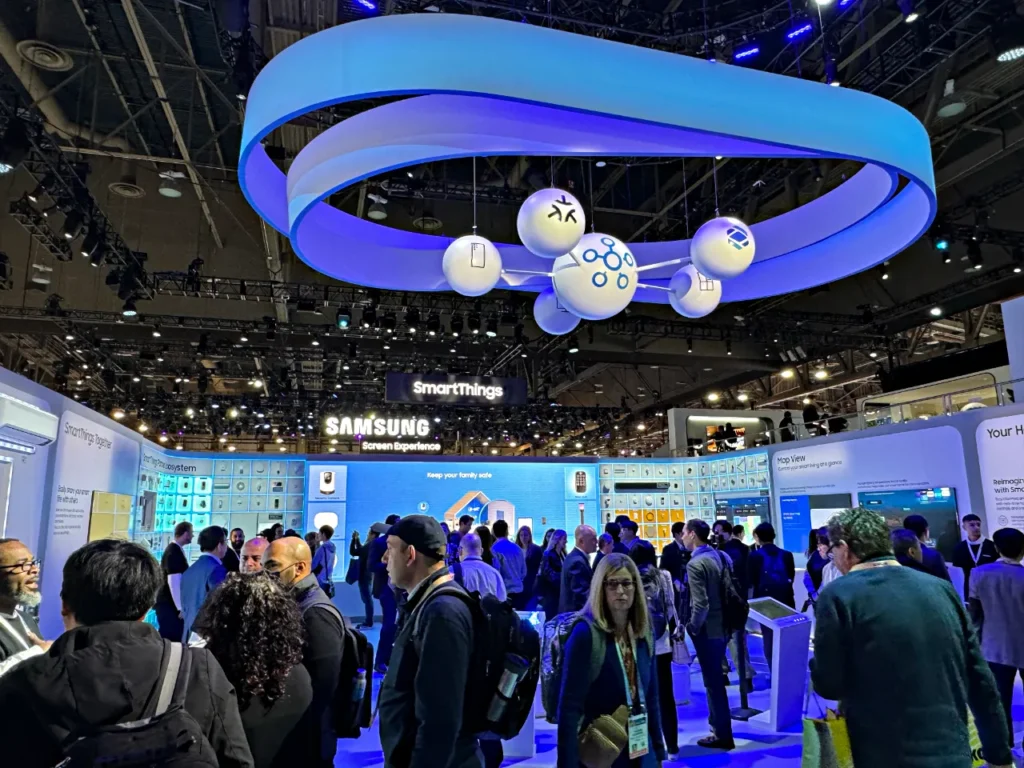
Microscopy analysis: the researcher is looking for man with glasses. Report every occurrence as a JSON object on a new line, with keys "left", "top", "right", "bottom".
{"left": 0, "top": 539, "right": 47, "bottom": 676}
{"left": 263, "top": 536, "right": 344, "bottom": 768}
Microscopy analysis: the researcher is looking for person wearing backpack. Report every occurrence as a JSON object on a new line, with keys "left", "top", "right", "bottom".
{"left": 746, "top": 522, "right": 795, "bottom": 676}
{"left": 556, "top": 553, "right": 666, "bottom": 767}
{"left": 682, "top": 519, "right": 735, "bottom": 751}
{"left": 0, "top": 538, "right": 253, "bottom": 768}
{"left": 630, "top": 540, "right": 681, "bottom": 759}
{"left": 262, "top": 537, "right": 344, "bottom": 768}
{"left": 378, "top": 515, "right": 481, "bottom": 768}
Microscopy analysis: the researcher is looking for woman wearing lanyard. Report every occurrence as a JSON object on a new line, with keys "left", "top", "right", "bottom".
{"left": 556, "top": 553, "right": 666, "bottom": 767}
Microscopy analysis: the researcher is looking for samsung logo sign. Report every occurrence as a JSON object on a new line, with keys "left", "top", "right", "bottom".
{"left": 324, "top": 416, "right": 431, "bottom": 438}
{"left": 412, "top": 380, "right": 504, "bottom": 401}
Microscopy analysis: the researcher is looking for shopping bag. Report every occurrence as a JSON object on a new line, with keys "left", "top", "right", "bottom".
{"left": 671, "top": 636, "right": 691, "bottom": 665}
{"left": 802, "top": 708, "right": 854, "bottom": 768}
{"left": 967, "top": 711, "right": 985, "bottom": 768}
{"left": 345, "top": 558, "right": 361, "bottom": 585}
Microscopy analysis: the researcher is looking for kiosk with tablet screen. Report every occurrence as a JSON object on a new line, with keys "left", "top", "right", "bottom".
{"left": 747, "top": 597, "right": 812, "bottom": 731}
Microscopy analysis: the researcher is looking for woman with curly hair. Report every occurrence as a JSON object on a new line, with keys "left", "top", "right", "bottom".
{"left": 195, "top": 571, "right": 312, "bottom": 768}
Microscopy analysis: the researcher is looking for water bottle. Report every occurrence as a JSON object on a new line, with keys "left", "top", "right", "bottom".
{"left": 353, "top": 668, "right": 367, "bottom": 702}
{"left": 486, "top": 655, "right": 529, "bottom": 723}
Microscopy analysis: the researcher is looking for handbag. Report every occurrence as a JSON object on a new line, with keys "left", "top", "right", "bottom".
{"left": 671, "top": 636, "right": 691, "bottom": 665}
{"left": 802, "top": 699, "right": 854, "bottom": 768}
{"left": 578, "top": 704, "right": 629, "bottom": 768}
{"left": 966, "top": 711, "right": 985, "bottom": 768}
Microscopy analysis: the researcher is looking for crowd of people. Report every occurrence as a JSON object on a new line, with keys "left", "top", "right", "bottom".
{"left": 0, "top": 504, "right": 1020, "bottom": 768}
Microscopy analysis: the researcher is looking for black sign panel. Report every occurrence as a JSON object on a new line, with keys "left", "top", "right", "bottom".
{"left": 385, "top": 373, "right": 528, "bottom": 406}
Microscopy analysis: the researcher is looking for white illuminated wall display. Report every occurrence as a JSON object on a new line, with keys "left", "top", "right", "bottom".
{"left": 324, "top": 415, "right": 432, "bottom": 438}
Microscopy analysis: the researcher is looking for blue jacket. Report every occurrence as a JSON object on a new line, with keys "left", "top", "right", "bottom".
{"left": 557, "top": 619, "right": 665, "bottom": 767}
{"left": 312, "top": 539, "right": 337, "bottom": 590}
{"left": 180, "top": 552, "right": 227, "bottom": 642}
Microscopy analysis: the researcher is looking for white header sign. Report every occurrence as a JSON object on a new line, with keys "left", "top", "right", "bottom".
{"left": 324, "top": 415, "right": 432, "bottom": 438}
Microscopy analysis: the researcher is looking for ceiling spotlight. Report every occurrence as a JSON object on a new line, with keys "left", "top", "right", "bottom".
{"left": 869, "top": 351, "right": 879, "bottom": 358}
{"left": 158, "top": 173, "right": 183, "bottom": 198}
{"left": 929, "top": 306, "right": 943, "bottom": 317}
{"left": 426, "top": 313, "right": 440, "bottom": 336}
{"left": 158, "top": 435, "right": 169, "bottom": 443}
{"left": 112, "top": 408, "right": 125, "bottom": 420}
{"left": 252, "top": 378, "right": 264, "bottom": 388}
{"left": 687, "top": 338, "right": 693, "bottom": 354}
{"left": 803, "top": 397, "right": 813, "bottom": 405}
{"left": 707, "top": 392, "right": 720, "bottom": 402}
{"left": 137, "top": 423, "right": 149, "bottom": 433}
{"left": 361, "top": 305, "right": 377, "bottom": 328}
{"left": 62, "top": 211, "right": 85, "bottom": 240}
{"left": 567, "top": 334, "right": 579, "bottom": 354}
{"left": 936, "top": 79, "right": 966, "bottom": 119}
{"left": 311, "top": 338, "right": 320, "bottom": 346}
{"left": 967, "top": 239, "right": 983, "bottom": 270}
{"left": 485, "top": 317, "right": 498, "bottom": 338}
{"left": 780, "top": 369, "right": 795, "bottom": 379}
{"left": 80, "top": 227, "right": 102, "bottom": 258}
{"left": 336, "top": 307, "right": 351, "bottom": 329}
{"left": 996, "top": 16, "right": 1024, "bottom": 63}
{"left": 467, "top": 312, "right": 481, "bottom": 335}
{"left": 897, "top": 0, "right": 918, "bottom": 22}
{"left": 814, "top": 369, "right": 828, "bottom": 380}
{"left": 367, "top": 200, "right": 388, "bottom": 221}
{"left": 152, "top": 326, "right": 161, "bottom": 338}
{"left": 725, "top": 340, "right": 732, "bottom": 356}
{"left": 240, "top": 332, "right": 249, "bottom": 342}
{"left": 228, "top": 407, "right": 239, "bottom": 418}
{"left": 227, "top": 445, "right": 237, "bottom": 452}
{"left": 737, "top": 393, "right": 749, "bottom": 402}
{"left": 450, "top": 314, "right": 464, "bottom": 336}
{"left": 878, "top": 261, "right": 890, "bottom": 280}
{"left": 381, "top": 313, "right": 397, "bottom": 334}
{"left": 121, "top": 298, "right": 137, "bottom": 317}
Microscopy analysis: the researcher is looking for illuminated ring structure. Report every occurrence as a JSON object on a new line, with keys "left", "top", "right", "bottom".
{"left": 238, "top": 14, "right": 936, "bottom": 304}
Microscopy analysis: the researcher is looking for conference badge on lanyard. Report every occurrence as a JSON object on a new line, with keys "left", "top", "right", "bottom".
{"left": 628, "top": 711, "right": 649, "bottom": 759}
{"left": 616, "top": 632, "right": 649, "bottom": 759}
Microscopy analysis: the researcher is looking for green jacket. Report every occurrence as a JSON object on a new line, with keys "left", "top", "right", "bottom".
{"left": 811, "top": 560, "right": 1011, "bottom": 768}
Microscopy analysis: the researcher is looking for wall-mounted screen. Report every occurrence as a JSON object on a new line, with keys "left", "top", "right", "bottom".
{"left": 779, "top": 493, "right": 853, "bottom": 559}
{"left": 858, "top": 487, "right": 960, "bottom": 560}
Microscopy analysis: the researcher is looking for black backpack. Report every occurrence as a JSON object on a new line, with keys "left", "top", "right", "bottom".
{"left": 758, "top": 549, "right": 793, "bottom": 601}
{"left": 60, "top": 642, "right": 217, "bottom": 767}
{"left": 713, "top": 550, "right": 750, "bottom": 635}
{"left": 415, "top": 585, "right": 540, "bottom": 739}
{"left": 299, "top": 588, "right": 374, "bottom": 738}
{"left": 540, "top": 612, "right": 603, "bottom": 723}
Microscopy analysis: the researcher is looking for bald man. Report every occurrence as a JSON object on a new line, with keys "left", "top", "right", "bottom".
{"left": 559, "top": 525, "right": 598, "bottom": 614}
{"left": 239, "top": 537, "right": 268, "bottom": 574}
{"left": 263, "top": 537, "right": 344, "bottom": 768}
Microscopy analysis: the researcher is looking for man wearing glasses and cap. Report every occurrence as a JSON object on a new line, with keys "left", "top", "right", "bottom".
{"left": 377, "top": 515, "right": 480, "bottom": 768}
{"left": 0, "top": 538, "right": 48, "bottom": 677}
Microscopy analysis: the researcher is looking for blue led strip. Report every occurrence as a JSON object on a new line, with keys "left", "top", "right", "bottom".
{"left": 239, "top": 14, "right": 935, "bottom": 302}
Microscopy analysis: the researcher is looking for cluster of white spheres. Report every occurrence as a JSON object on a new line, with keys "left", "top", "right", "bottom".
{"left": 440, "top": 185, "right": 756, "bottom": 334}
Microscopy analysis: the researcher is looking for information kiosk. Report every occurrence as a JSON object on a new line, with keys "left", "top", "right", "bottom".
{"left": 747, "top": 597, "right": 812, "bottom": 731}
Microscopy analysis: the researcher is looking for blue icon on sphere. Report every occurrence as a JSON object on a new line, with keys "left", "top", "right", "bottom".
{"left": 582, "top": 237, "right": 634, "bottom": 290}
{"left": 727, "top": 226, "right": 750, "bottom": 251}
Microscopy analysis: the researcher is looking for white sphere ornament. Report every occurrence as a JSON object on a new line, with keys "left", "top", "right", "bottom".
{"left": 533, "top": 287, "right": 581, "bottom": 336}
{"left": 689, "top": 216, "right": 756, "bottom": 280}
{"left": 516, "top": 188, "right": 586, "bottom": 259}
{"left": 668, "top": 264, "right": 722, "bottom": 318}
{"left": 551, "top": 233, "right": 638, "bottom": 321}
{"left": 442, "top": 234, "right": 503, "bottom": 297}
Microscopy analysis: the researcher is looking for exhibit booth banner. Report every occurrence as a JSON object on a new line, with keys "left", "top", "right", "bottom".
{"left": 39, "top": 412, "right": 141, "bottom": 637}
{"left": 976, "top": 413, "right": 1024, "bottom": 534}
{"left": 771, "top": 426, "right": 969, "bottom": 558}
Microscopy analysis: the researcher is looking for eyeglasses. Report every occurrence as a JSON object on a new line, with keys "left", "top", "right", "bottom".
{"left": 604, "top": 578, "right": 635, "bottom": 593}
{"left": 0, "top": 559, "right": 40, "bottom": 574}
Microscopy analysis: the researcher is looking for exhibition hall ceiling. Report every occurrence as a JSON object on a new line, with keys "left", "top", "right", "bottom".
{"left": 0, "top": 0, "right": 1020, "bottom": 453}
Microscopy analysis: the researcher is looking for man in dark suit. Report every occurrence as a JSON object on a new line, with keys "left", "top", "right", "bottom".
{"left": 179, "top": 525, "right": 228, "bottom": 642}
{"left": 559, "top": 525, "right": 597, "bottom": 614}
{"left": 952, "top": 513, "right": 998, "bottom": 600}
{"left": 221, "top": 527, "right": 242, "bottom": 573}
{"left": 747, "top": 522, "right": 795, "bottom": 675}
{"left": 660, "top": 522, "right": 689, "bottom": 591}
{"left": 607, "top": 520, "right": 631, "bottom": 555}
{"left": 370, "top": 517, "right": 399, "bottom": 673}
{"left": 714, "top": 520, "right": 750, "bottom": 594}
{"left": 903, "top": 514, "right": 952, "bottom": 583}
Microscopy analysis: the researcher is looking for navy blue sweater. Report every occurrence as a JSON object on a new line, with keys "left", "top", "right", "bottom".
{"left": 557, "top": 620, "right": 665, "bottom": 767}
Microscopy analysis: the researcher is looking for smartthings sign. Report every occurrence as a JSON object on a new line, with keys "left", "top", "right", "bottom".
{"left": 386, "top": 373, "right": 527, "bottom": 406}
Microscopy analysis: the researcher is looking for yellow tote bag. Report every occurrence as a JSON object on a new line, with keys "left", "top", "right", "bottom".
{"left": 802, "top": 708, "right": 855, "bottom": 768}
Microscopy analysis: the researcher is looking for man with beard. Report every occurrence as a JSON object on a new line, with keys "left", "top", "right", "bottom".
{"left": 224, "top": 527, "right": 244, "bottom": 572}
{"left": 0, "top": 539, "right": 47, "bottom": 676}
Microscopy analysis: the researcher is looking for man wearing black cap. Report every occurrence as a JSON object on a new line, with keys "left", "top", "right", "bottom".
{"left": 378, "top": 515, "right": 480, "bottom": 768}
